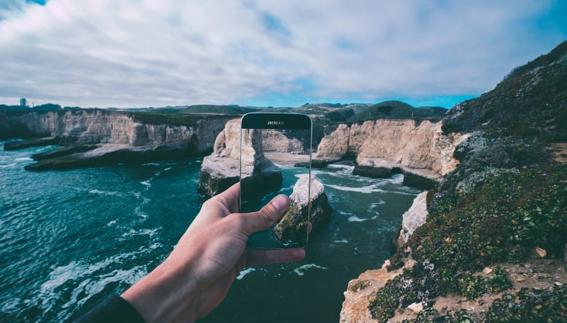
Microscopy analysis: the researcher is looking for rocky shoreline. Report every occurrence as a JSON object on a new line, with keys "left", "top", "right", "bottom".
{"left": 339, "top": 41, "right": 567, "bottom": 322}
{"left": 0, "top": 109, "right": 231, "bottom": 170}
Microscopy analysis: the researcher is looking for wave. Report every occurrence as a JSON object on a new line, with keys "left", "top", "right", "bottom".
{"left": 347, "top": 215, "right": 368, "bottom": 222}
{"left": 236, "top": 267, "right": 255, "bottom": 280}
{"left": 325, "top": 183, "right": 386, "bottom": 194}
{"left": 0, "top": 163, "right": 17, "bottom": 168}
{"left": 293, "top": 264, "right": 328, "bottom": 276}
{"left": 88, "top": 189, "right": 122, "bottom": 197}
{"left": 327, "top": 164, "right": 354, "bottom": 170}
{"left": 142, "top": 162, "right": 161, "bottom": 166}
{"left": 140, "top": 180, "right": 151, "bottom": 188}
{"left": 121, "top": 228, "right": 158, "bottom": 239}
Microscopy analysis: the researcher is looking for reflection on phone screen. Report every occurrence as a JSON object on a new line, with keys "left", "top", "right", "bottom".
{"left": 240, "top": 124, "right": 312, "bottom": 249}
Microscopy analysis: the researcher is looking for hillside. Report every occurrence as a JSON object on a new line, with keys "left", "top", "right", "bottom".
{"left": 341, "top": 42, "right": 567, "bottom": 322}
{"left": 444, "top": 41, "right": 567, "bottom": 142}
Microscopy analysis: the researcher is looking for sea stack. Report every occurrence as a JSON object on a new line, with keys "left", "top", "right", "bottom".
{"left": 198, "top": 118, "right": 283, "bottom": 197}
{"left": 273, "top": 174, "right": 331, "bottom": 245}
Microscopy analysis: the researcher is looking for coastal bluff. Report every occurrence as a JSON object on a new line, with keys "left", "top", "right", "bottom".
{"left": 198, "top": 118, "right": 283, "bottom": 197}
{"left": 339, "top": 41, "right": 567, "bottom": 322}
{"left": 0, "top": 109, "right": 231, "bottom": 170}
{"left": 316, "top": 119, "right": 468, "bottom": 189}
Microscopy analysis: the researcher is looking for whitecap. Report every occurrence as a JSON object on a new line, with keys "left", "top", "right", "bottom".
{"left": 293, "top": 264, "right": 328, "bottom": 276}
{"left": 142, "top": 162, "right": 161, "bottom": 166}
{"left": 348, "top": 215, "right": 368, "bottom": 222}
{"left": 88, "top": 189, "right": 122, "bottom": 197}
{"left": 327, "top": 164, "right": 354, "bottom": 170}
{"left": 333, "top": 239, "right": 349, "bottom": 244}
{"left": 389, "top": 173, "right": 404, "bottom": 184}
{"left": 121, "top": 228, "right": 158, "bottom": 238}
{"left": 140, "top": 180, "right": 151, "bottom": 188}
{"left": 15, "top": 157, "right": 32, "bottom": 162}
{"left": 236, "top": 268, "right": 255, "bottom": 280}
{"left": 163, "top": 167, "right": 173, "bottom": 171}
{"left": 325, "top": 183, "right": 386, "bottom": 194}
{"left": 106, "top": 220, "right": 117, "bottom": 226}
{"left": 0, "top": 163, "right": 17, "bottom": 168}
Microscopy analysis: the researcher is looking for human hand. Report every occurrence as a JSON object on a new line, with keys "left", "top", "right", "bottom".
{"left": 122, "top": 183, "right": 305, "bottom": 323}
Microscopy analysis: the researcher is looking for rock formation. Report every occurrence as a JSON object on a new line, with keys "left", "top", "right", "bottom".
{"left": 316, "top": 119, "right": 468, "bottom": 188}
{"left": 273, "top": 174, "right": 331, "bottom": 245}
{"left": 340, "top": 41, "right": 567, "bottom": 323}
{"left": 261, "top": 129, "right": 304, "bottom": 153}
{"left": 315, "top": 124, "right": 350, "bottom": 159}
{"left": 397, "top": 191, "right": 428, "bottom": 246}
{"left": 1, "top": 109, "right": 230, "bottom": 170}
{"left": 198, "top": 119, "right": 282, "bottom": 197}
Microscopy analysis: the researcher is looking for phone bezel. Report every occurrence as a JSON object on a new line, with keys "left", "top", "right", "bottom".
{"left": 239, "top": 112, "right": 313, "bottom": 248}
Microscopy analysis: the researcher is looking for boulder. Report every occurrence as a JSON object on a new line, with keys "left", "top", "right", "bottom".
{"left": 273, "top": 174, "right": 331, "bottom": 245}
{"left": 198, "top": 119, "right": 282, "bottom": 197}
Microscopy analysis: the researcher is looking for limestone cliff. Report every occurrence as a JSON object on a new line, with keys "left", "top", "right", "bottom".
{"left": 2, "top": 109, "right": 230, "bottom": 170}
{"left": 340, "top": 42, "right": 567, "bottom": 323}
{"left": 11, "top": 110, "right": 227, "bottom": 153}
{"left": 198, "top": 119, "right": 282, "bottom": 197}
{"left": 316, "top": 119, "right": 468, "bottom": 188}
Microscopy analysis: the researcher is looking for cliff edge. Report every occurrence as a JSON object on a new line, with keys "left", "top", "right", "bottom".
{"left": 340, "top": 41, "right": 567, "bottom": 322}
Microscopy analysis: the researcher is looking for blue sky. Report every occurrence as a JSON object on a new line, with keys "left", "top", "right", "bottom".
{"left": 0, "top": 0, "right": 566, "bottom": 108}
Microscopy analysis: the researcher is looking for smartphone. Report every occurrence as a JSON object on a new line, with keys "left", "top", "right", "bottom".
{"left": 239, "top": 112, "right": 312, "bottom": 249}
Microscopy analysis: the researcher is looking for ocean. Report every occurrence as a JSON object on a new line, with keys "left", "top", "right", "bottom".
{"left": 0, "top": 143, "right": 419, "bottom": 322}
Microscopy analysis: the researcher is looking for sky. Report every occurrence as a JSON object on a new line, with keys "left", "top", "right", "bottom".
{"left": 0, "top": 0, "right": 565, "bottom": 108}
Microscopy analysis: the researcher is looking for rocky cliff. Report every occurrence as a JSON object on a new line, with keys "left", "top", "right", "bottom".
{"left": 198, "top": 118, "right": 283, "bottom": 197}
{"left": 316, "top": 119, "right": 468, "bottom": 188}
{"left": 340, "top": 42, "right": 567, "bottom": 322}
{"left": 1, "top": 109, "right": 230, "bottom": 170}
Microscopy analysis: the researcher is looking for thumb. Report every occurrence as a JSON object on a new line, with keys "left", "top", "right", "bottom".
{"left": 239, "top": 194, "right": 289, "bottom": 235}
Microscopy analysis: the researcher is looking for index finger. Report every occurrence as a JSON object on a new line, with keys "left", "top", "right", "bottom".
{"left": 209, "top": 182, "right": 240, "bottom": 213}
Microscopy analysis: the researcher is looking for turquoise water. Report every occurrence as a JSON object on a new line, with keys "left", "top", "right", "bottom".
{"left": 0, "top": 143, "right": 419, "bottom": 322}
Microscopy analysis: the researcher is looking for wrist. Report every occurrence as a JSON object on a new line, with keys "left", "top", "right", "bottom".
{"left": 122, "top": 259, "right": 200, "bottom": 323}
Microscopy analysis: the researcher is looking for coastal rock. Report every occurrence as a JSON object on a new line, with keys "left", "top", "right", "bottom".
{"left": 198, "top": 119, "right": 282, "bottom": 197}
{"left": 315, "top": 124, "right": 350, "bottom": 159}
{"left": 273, "top": 174, "right": 331, "bottom": 245}
{"left": 4, "top": 110, "right": 230, "bottom": 170}
{"left": 261, "top": 129, "right": 304, "bottom": 153}
{"left": 397, "top": 192, "right": 428, "bottom": 246}
{"left": 315, "top": 119, "right": 467, "bottom": 188}
{"left": 340, "top": 259, "right": 414, "bottom": 323}
{"left": 356, "top": 120, "right": 467, "bottom": 177}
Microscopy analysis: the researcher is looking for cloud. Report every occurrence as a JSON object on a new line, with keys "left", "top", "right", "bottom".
{"left": 0, "top": 0, "right": 565, "bottom": 108}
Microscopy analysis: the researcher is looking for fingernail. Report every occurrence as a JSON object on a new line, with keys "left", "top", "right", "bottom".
{"left": 271, "top": 195, "right": 289, "bottom": 211}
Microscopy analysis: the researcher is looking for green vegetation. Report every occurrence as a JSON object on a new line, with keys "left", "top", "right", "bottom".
{"left": 487, "top": 286, "right": 567, "bottom": 322}
{"left": 369, "top": 136, "right": 566, "bottom": 322}
{"left": 443, "top": 41, "right": 567, "bottom": 142}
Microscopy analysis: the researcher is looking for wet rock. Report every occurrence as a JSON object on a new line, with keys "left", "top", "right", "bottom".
{"left": 273, "top": 174, "right": 331, "bottom": 245}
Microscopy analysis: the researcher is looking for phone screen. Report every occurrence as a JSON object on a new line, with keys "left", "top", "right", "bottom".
{"left": 240, "top": 113, "right": 312, "bottom": 249}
